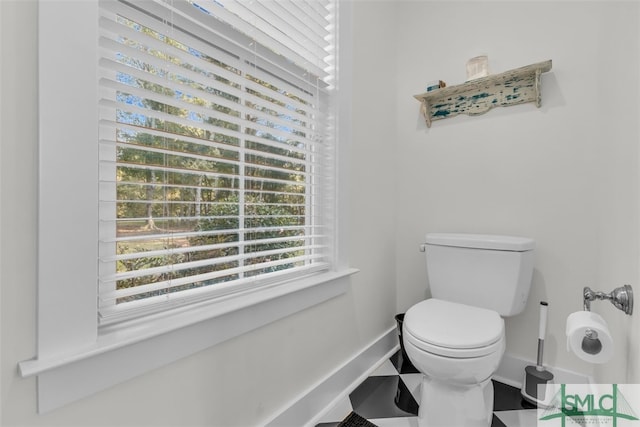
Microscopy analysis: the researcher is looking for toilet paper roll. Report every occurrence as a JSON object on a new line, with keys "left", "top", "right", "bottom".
{"left": 566, "top": 311, "right": 614, "bottom": 364}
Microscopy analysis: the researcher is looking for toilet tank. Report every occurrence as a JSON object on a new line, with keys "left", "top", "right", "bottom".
{"left": 425, "top": 233, "right": 535, "bottom": 317}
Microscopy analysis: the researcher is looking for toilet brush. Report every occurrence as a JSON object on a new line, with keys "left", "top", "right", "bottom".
{"left": 521, "top": 301, "right": 554, "bottom": 406}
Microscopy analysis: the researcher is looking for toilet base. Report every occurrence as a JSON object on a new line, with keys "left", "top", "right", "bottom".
{"left": 417, "top": 376, "right": 493, "bottom": 427}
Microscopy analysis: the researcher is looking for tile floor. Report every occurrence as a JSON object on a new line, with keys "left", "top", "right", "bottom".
{"left": 315, "top": 350, "right": 538, "bottom": 427}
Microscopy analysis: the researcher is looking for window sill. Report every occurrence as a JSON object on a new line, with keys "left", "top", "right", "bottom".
{"left": 18, "top": 268, "right": 358, "bottom": 413}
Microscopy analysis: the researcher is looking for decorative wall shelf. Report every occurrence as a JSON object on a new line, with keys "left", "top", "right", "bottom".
{"left": 414, "top": 60, "right": 552, "bottom": 127}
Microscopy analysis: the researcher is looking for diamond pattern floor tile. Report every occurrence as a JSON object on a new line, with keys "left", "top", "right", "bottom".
{"left": 316, "top": 350, "right": 538, "bottom": 427}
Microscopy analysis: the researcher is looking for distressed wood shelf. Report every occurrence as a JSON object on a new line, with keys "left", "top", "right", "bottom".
{"left": 414, "top": 60, "right": 552, "bottom": 127}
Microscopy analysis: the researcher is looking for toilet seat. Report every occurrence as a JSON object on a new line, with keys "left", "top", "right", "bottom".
{"left": 404, "top": 298, "right": 504, "bottom": 358}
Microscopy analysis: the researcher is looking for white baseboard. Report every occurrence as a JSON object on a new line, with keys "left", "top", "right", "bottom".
{"left": 494, "top": 353, "right": 592, "bottom": 388}
{"left": 264, "top": 326, "right": 399, "bottom": 427}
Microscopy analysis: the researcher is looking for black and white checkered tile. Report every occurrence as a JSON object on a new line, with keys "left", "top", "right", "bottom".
{"left": 315, "top": 351, "right": 538, "bottom": 427}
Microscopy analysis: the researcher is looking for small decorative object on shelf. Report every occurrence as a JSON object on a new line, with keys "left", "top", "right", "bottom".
{"left": 414, "top": 59, "right": 552, "bottom": 128}
{"left": 466, "top": 55, "right": 489, "bottom": 81}
{"left": 425, "top": 80, "right": 446, "bottom": 92}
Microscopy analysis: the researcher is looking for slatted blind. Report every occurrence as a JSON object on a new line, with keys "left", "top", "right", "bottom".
{"left": 98, "top": 0, "right": 337, "bottom": 324}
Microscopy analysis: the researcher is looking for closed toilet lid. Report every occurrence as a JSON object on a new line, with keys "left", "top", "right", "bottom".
{"left": 404, "top": 299, "right": 504, "bottom": 352}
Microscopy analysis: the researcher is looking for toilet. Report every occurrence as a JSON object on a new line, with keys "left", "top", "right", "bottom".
{"left": 403, "top": 233, "right": 535, "bottom": 427}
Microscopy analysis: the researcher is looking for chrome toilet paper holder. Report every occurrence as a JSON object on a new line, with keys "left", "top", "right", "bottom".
{"left": 583, "top": 285, "right": 633, "bottom": 315}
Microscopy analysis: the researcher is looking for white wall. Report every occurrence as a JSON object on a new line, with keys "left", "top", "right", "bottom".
{"left": 2, "top": 1, "right": 640, "bottom": 426}
{"left": 0, "top": 1, "right": 398, "bottom": 426}
{"left": 631, "top": 1, "right": 640, "bottom": 386}
{"left": 394, "top": 1, "right": 640, "bottom": 384}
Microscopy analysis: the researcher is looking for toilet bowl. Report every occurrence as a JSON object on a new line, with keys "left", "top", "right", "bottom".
{"left": 405, "top": 233, "right": 535, "bottom": 426}
{"left": 404, "top": 299, "right": 505, "bottom": 426}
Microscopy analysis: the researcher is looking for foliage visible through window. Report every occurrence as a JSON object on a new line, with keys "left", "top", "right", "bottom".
{"left": 98, "top": 0, "right": 335, "bottom": 323}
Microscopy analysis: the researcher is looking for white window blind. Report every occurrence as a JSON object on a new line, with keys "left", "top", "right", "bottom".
{"left": 98, "top": 0, "right": 337, "bottom": 324}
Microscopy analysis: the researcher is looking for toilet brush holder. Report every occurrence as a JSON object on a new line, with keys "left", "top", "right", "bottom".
{"left": 522, "top": 301, "right": 554, "bottom": 406}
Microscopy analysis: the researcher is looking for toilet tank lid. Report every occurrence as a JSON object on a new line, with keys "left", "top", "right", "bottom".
{"left": 425, "top": 233, "right": 535, "bottom": 251}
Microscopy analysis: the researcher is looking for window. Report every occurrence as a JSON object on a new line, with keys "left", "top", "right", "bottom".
{"left": 98, "top": 0, "right": 337, "bottom": 324}
{"left": 20, "top": 0, "right": 354, "bottom": 413}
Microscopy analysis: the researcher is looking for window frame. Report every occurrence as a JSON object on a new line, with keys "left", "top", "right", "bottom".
{"left": 96, "top": 0, "right": 337, "bottom": 324}
{"left": 19, "top": 0, "right": 354, "bottom": 414}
